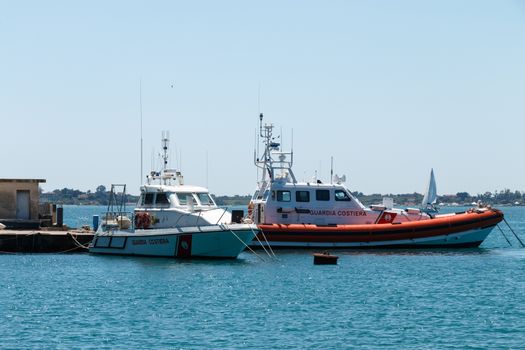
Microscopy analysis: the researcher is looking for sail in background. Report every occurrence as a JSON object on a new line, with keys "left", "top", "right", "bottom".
{"left": 422, "top": 168, "right": 438, "bottom": 207}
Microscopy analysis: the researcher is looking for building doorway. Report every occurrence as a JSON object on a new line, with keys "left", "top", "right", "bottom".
{"left": 16, "top": 190, "right": 30, "bottom": 220}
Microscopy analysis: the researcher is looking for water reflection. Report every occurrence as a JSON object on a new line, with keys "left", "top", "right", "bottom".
{"left": 264, "top": 247, "right": 493, "bottom": 257}
{"left": 89, "top": 252, "right": 259, "bottom": 268}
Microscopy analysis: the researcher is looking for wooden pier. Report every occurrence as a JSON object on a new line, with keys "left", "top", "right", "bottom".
{"left": 0, "top": 229, "right": 94, "bottom": 253}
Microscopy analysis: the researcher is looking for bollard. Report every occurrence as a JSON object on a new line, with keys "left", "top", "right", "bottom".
{"left": 57, "top": 207, "right": 63, "bottom": 227}
{"left": 93, "top": 215, "right": 99, "bottom": 232}
{"left": 52, "top": 204, "right": 57, "bottom": 225}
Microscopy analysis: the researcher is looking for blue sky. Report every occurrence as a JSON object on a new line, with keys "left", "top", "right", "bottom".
{"left": 1, "top": 1, "right": 524, "bottom": 195}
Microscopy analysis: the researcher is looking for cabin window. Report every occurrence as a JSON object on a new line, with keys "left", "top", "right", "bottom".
{"left": 316, "top": 190, "right": 330, "bottom": 201}
{"left": 296, "top": 191, "right": 310, "bottom": 202}
{"left": 252, "top": 190, "right": 259, "bottom": 201}
{"left": 176, "top": 193, "right": 197, "bottom": 206}
{"left": 156, "top": 193, "right": 170, "bottom": 206}
{"left": 144, "top": 193, "right": 154, "bottom": 205}
{"left": 197, "top": 193, "right": 214, "bottom": 206}
{"left": 263, "top": 189, "right": 270, "bottom": 200}
{"left": 335, "top": 190, "right": 351, "bottom": 201}
{"left": 277, "top": 190, "right": 291, "bottom": 202}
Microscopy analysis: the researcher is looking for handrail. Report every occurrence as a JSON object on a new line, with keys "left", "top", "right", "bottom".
{"left": 214, "top": 207, "right": 228, "bottom": 225}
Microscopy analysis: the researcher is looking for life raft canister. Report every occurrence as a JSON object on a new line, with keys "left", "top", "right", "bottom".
{"left": 135, "top": 212, "right": 152, "bottom": 229}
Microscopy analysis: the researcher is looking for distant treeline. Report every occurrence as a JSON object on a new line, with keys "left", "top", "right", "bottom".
{"left": 40, "top": 186, "right": 524, "bottom": 207}
{"left": 39, "top": 186, "right": 250, "bottom": 206}
{"left": 213, "top": 195, "right": 252, "bottom": 206}
{"left": 41, "top": 185, "right": 140, "bottom": 206}
{"left": 353, "top": 189, "right": 524, "bottom": 206}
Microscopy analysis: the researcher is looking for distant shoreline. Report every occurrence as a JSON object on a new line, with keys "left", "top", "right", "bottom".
{"left": 40, "top": 187, "right": 523, "bottom": 207}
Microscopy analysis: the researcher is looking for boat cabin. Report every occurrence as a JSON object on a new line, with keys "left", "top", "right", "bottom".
{"left": 137, "top": 185, "right": 217, "bottom": 210}
{"left": 249, "top": 114, "right": 430, "bottom": 227}
{"left": 133, "top": 182, "right": 231, "bottom": 229}
{"left": 251, "top": 182, "right": 375, "bottom": 225}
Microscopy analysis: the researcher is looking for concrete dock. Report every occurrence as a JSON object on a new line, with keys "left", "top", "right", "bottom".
{"left": 0, "top": 229, "right": 94, "bottom": 253}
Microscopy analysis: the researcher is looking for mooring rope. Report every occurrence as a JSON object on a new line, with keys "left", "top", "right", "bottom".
{"left": 68, "top": 233, "right": 91, "bottom": 250}
{"left": 258, "top": 227, "right": 276, "bottom": 258}
{"left": 496, "top": 224, "right": 512, "bottom": 247}
{"left": 53, "top": 232, "right": 90, "bottom": 253}
{"left": 503, "top": 217, "right": 525, "bottom": 248}
{"left": 228, "top": 229, "right": 266, "bottom": 262}
{"left": 250, "top": 226, "right": 273, "bottom": 258}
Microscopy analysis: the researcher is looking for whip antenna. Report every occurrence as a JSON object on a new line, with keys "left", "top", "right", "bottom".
{"left": 140, "top": 79, "right": 144, "bottom": 184}
{"left": 258, "top": 82, "right": 261, "bottom": 114}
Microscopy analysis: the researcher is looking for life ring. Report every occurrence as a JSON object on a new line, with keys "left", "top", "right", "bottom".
{"left": 135, "top": 212, "right": 151, "bottom": 229}
{"left": 247, "top": 202, "right": 254, "bottom": 219}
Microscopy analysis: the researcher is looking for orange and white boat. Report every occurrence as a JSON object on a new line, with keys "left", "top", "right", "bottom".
{"left": 248, "top": 114, "right": 503, "bottom": 248}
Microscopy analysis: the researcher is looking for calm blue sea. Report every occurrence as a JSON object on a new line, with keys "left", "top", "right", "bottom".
{"left": 1, "top": 205, "right": 525, "bottom": 349}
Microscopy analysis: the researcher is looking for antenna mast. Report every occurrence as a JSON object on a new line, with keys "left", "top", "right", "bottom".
{"left": 258, "top": 83, "right": 261, "bottom": 114}
{"left": 140, "top": 79, "right": 144, "bottom": 184}
{"left": 255, "top": 113, "right": 297, "bottom": 184}
{"left": 206, "top": 150, "right": 209, "bottom": 188}
{"left": 330, "top": 156, "right": 334, "bottom": 184}
{"left": 161, "top": 130, "right": 169, "bottom": 171}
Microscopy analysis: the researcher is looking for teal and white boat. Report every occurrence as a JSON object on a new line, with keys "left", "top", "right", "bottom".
{"left": 89, "top": 133, "right": 257, "bottom": 259}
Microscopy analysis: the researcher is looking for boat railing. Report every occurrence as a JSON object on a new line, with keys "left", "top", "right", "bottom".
{"left": 168, "top": 207, "right": 227, "bottom": 226}
{"left": 101, "top": 211, "right": 134, "bottom": 231}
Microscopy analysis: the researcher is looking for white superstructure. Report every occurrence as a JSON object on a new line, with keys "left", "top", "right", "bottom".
{"left": 249, "top": 114, "right": 431, "bottom": 227}
{"left": 89, "top": 132, "right": 256, "bottom": 258}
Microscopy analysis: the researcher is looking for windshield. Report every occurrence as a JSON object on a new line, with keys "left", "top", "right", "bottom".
{"left": 197, "top": 193, "right": 214, "bottom": 206}
{"left": 156, "top": 192, "right": 170, "bottom": 206}
{"left": 175, "top": 193, "right": 197, "bottom": 206}
{"left": 143, "top": 193, "right": 154, "bottom": 205}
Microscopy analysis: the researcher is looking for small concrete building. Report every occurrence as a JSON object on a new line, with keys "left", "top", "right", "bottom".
{"left": 0, "top": 179, "right": 46, "bottom": 220}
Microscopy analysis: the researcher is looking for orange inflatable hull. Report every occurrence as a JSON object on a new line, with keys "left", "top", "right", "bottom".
{"left": 255, "top": 209, "right": 504, "bottom": 248}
